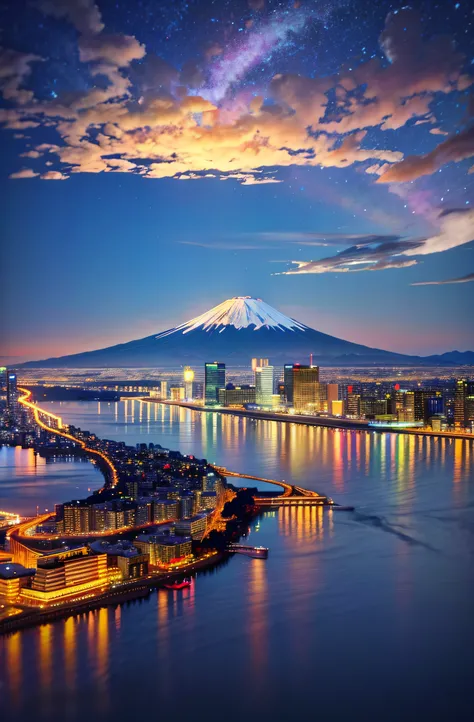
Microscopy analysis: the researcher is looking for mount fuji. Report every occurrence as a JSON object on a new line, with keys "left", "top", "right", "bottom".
{"left": 21, "top": 297, "right": 474, "bottom": 368}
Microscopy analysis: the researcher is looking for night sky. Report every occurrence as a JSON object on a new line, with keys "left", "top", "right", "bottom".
{"left": 1, "top": 0, "right": 473, "bottom": 363}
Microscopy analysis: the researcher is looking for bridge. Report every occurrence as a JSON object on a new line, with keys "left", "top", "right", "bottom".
{"left": 18, "top": 387, "right": 119, "bottom": 487}
{"left": 213, "top": 467, "right": 333, "bottom": 507}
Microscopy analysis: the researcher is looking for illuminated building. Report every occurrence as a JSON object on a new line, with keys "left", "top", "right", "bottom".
{"left": 255, "top": 365, "right": 274, "bottom": 406}
{"left": 392, "top": 390, "right": 415, "bottom": 422}
{"left": 360, "top": 397, "right": 388, "bottom": 418}
{"left": 192, "top": 489, "right": 202, "bottom": 514}
{"left": 134, "top": 534, "right": 192, "bottom": 566}
{"left": 89, "top": 541, "right": 149, "bottom": 580}
{"left": 218, "top": 384, "right": 256, "bottom": 406}
{"left": 153, "top": 499, "right": 178, "bottom": 522}
{"left": 346, "top": 393, "right": 361, "bottom": 416}
{"left": 202, "top": 471, "right": 218, "bottom": 492}
{"left": 201, "top": 492, "right": 217, "bottom": 510}
{"left": 170, "top": 387, "right": 185, "bottom": 401}
{"left": 126, "top": 480, "right": 139, "bottom": 500}
{"left": 0, "top": 366, "right": 7, "bottom": 401}
{"left": 454, "top": 379, "right": 474, "bottom": 427}
{"left": 204, "top": 362, "right": 226, "bottom": 405}
{"left": 179, "top": 494, "right": 194, "bottom": 519}
{"left": 63, "top": 501, "right": 92, "bottom": 534}
{"left": 6, "top": 370, "right": 18, "bottom": 410}
{"left": 283, "top": 364, "right": 294, "bottom": 403}
{"left": 175, "top": 513, "right": 208, "bottom": 540}
{"left": 331, "top": 399, "right": 344, "bottom": 416}
{"left": 327, "top": 384, "right": 339, "bottom": 408}
{"left": 183, "top": 367, "right": 195, "bottom": 400}
{"left": 136, "top": 498, "right": 153, "bottom": 525}
{"left": 251, "top": 358, "right": 269, "bottom": 371}
{"left": 0, "top": 563, "right": 35, "bottom": 604}
{"left": 292, "top": 365, "right": 320, "bottom": 412}
{"left": 20, "top": 547, "right": 108, "bottom": 607}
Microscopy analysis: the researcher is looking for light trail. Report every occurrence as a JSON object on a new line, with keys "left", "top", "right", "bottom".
{"left": 18, "top": 387, "right": 119, "bottom": 487}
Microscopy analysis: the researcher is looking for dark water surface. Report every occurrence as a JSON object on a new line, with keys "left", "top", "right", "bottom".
{"left": 1, "top": 400, "right": 473, "bottom": 722}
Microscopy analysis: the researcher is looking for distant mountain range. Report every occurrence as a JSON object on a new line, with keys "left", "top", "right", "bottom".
{"left": 20, "top": 297, "right": 474, "bottom": 368}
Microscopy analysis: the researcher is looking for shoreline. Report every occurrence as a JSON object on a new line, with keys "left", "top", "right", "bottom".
{"left": 0, "top": 550, "right": 228, "bottom": 635}
{"left": 147, "top": 399, "right": 473, "bottom": 441}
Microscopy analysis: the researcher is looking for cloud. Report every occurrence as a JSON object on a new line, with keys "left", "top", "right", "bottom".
{"left": 278, "top": 208, "right": 474, "bottom": 275}
{"left": 378, "top": 126, "right": 474, "bottom": 183}
{"left": 38, "top": 0, "right": 104, "bottom": 35}
{"left": 3, "top": 5, "right": 473, "bottom": 185}
{"left": 411, "top": 272, "right": 474, "bottom": 286}
{"left": 40, "top": 170, "right": 69, "bottom": 180}
{"left": 279, "top": 239, "right": 423, "bottom": 275}
{"left": 9, "top": 168, "right": 39, "bottom": 179}
{"left": 0, "top": 47, "right": 42, "bottom": 104}
{"left": 404, "top": 207, "right": 474, "bottom": 256}
{"left": 78, "top": 34, "right": 146, "bottom": 68}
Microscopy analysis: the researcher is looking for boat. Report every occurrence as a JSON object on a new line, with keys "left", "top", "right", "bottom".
{"left": 163, "top": 578, "right": 192, "bottom": 590}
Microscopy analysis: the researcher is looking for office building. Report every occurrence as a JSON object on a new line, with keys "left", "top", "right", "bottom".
{"left": 327, "top": 384, "right": 339, "bottom": 408}
{"left": 89, "top": 541, "right": 149, "bottom": 580}
{"left": 255, "top": 365, "right": 274, "bottom": 406}
{"left": 331, "top": 399, "right": 344, "bottom": 416}
{"left": 292, "top": 365, "right": 320, "bottom": 412}
{"left": 153, "top": 499, "right": 179, "bottom": 522}
{"left": 170, "top": 387, "right": 185, "bottom": 401}
{"left": 136, "top": 498, "right": 153, "bottom": 525}
{"left": 251, "top": 358, "right": 269, "bottom": 371}
{"left": 205, "top": 362, "right": 226, "bottom": 405}
{"left": 21, "top": 548, "right": 108, "bottom": 606}
{"left": 346, "top": 393, "right": 361, "bottom": 417}
{"left": 179, "top": 494, "right": 194, "bottom": 519}
{"left": 201, "top": 492, "right": 217, "bottom": 511}
{"left": 6, "top": 370, "right": 18, "bottom": 410}
{"left": 283, "top": 364, "right": 294, "bottom": 403}
{"left": 134, "top": 534, "right": 192, "bottom": 566}
{"left": 0, "top": 563, "right": 35, "bottom": 604}
{"left": 175, "top": 514, "right": 208, "bottom": 540}
{"left": 183, "top": 367, "right": 195, "bottom": 400}
{"left": 218, "top": 384, "right": 256, "bottom": 406}
{"left": 454, "top": 379, "right": 474, "bottom": 427}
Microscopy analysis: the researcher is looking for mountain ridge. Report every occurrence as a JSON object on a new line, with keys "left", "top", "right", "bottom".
{"left": 19, "top": 297, "right": 474, "bottom": 368}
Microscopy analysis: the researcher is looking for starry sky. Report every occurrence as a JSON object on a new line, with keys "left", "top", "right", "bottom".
{"left": 1, "top": 0, "right": 473, "bottom": 363}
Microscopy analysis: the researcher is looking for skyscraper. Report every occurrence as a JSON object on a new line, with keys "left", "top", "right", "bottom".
{"left": 284, "top": 364, "right": 294, "bottom": 403}
{"left": 251, "top": 357, "right": 269, "bottom": 372}
{"left": 292, "top": 365, "right": 320, "bottom": 412}
{"left": 6, "top": 371, "right": 18, "bottom": 409}
{"left": 204, "top": 362, "right": 225, "bottom": 406}
{"left": 255, "top": 365, "right": 274, "bottom": 406}
{"left": 183, "top": 367, "right": 195, "bottom": 400}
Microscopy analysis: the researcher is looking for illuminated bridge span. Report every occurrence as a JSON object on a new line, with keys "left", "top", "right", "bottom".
{"left": 214, "top": 467, "right": 332, "bottom": 507}
{"left": 18, "top": 387, "right": 119, "bottom": 488}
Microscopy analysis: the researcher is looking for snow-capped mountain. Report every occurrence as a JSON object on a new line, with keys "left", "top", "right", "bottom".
{"left": 20, "top": 296, "right": 473, "bottom": 368}
{"left": 157, "top": 297, "right": 308, "bottom": 336}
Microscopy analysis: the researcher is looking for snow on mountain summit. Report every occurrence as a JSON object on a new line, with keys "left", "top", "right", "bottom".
{"left": 156, "top": 297, "right": 308, "bottom": 337}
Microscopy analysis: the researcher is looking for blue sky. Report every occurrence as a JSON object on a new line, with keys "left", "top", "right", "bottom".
{"left": 1, "top": 0, "right": 473, "bottom": 361}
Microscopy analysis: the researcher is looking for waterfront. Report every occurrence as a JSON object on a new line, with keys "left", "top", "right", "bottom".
{"left": 1, "top": 400, "right": 473, "bottom": 721}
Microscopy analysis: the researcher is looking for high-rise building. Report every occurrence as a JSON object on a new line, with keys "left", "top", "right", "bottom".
{"left": 283, "top": 364, "right": 294, "bottom": 403}
{"left": 160, "top": 381, "right": 168, "bottom": 399}
{"left": 454, "top": 379, "right": 471, "bottom": 427}
{"left": 170, "top": 387, "right": 185, "bottom": 401}
{"left": 327, "top": 384, "right": 339, "bottom": 408}
{"left": 346, "top": 393, "right": 361, "bottom": 417}
{"left": 183, "top": 367, "right": 195, "bottom": 400}
{"left": 6, "top": 371, "right": 18, "bottom": 410}
{"left": 204, "top": 362, "right": 225, "bottom": 405}
{"left": 255, "top": 365, "right": 274, "bottom": 406}
{"left": 292, "top": 365, "right": 320, "bottom": 412}
{"left": 251, "top": 358, "right": 269, "bottom": 371}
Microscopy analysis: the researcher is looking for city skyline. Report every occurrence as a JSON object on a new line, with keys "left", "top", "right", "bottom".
{"left": 1, "top": 0, "right": 474, "bottom": 363}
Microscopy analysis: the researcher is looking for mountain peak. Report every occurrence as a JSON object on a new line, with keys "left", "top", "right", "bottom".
{"left": 156, "top": 296, "right": 308, "bottom": 337}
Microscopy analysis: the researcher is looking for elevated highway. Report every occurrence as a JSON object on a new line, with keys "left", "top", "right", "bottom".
{"left": 213, "top": 466, "right": 332, "bottom": 507}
